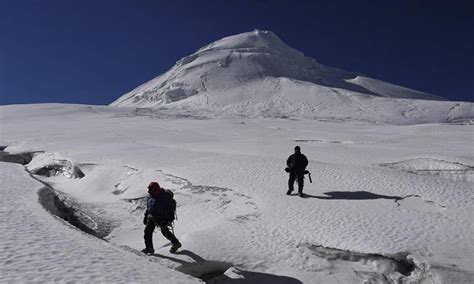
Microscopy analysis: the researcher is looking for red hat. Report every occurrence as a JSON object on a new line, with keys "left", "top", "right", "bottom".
{"left": 147, "top": 182, "right": 162, "bottom": 197}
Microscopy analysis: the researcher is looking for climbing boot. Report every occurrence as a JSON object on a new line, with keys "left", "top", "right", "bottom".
{"left": 169, "top": 242, "right": 182, "bottom": 253}
{"left": 141, "top": 247, "right": 154, "bottom": 254}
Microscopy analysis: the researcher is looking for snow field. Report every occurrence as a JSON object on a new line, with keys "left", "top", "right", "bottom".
{"left": 1, "top": 103, "right": 473, "bottom": 282}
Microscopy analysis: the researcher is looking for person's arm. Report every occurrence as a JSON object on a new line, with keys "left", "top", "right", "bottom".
{"left": 303, "top": 155, "right": 308, "bottom": 168}
{"left": 286, "top": 155, "right": 292, "bottom": 168}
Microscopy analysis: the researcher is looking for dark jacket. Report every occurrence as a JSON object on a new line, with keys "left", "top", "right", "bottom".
{"left": 286, "top": 153, "right": 308, "bottom": 174}
{"left": 145, "top": 191, "right": 175, "bottom": 222}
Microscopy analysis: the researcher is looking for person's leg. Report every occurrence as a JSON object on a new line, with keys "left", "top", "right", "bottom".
{"left": 297, "top": 173, "right": 304, "bottom": 195}
{"left": 287, "top": 172, "right": 296, "bottom": 194}
{"left": 143, "top": 219, "right": 155, "bottom": 252}
{"left": 160, "top": 224, "right": 181, "bottom": 253}
{"left": 160, "top": 225, "right": 180, "bottom": 245}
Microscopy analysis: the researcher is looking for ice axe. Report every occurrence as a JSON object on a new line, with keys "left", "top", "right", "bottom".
{"left": 304, "top": 170, "right": 312, "bottom": 183}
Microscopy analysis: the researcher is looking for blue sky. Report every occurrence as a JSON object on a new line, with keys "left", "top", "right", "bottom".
{"left": 1, "top": 0, "right": 473, "bottom": 105}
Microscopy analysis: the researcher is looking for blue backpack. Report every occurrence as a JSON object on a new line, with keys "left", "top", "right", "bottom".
{"left": 148, "top": 190, "right": 177, "bottom": 222}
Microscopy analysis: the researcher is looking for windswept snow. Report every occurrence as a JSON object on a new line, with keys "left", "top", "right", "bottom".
{"left": 1, "top": 103, "right": 473, "bottom": 283}
{"left": 110, "top": 30, "right": 473, "bottom": 125}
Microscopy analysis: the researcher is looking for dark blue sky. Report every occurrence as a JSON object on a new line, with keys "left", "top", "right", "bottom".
{"left": 1, "top": 0, "right": 473, "bottom": 105}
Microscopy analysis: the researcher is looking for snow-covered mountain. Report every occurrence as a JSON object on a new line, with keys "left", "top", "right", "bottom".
{"left": 111, "top": 30, "right": 473, "bottom": 124}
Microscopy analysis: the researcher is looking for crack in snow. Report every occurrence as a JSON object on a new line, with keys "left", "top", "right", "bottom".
{"left": 33, "top": 159, "right": 85, "bottom": 179}
{"left": 380, "top": 158, "right": 474, "bottom": 183}
{"left": 299, "top": 243, "right": 429, "bottom": 283}
{"left": 0, "top": 150, "right": 34, "bottom": 165}
{"left": 294, "top": 139, "right": 354, "bottom": 144}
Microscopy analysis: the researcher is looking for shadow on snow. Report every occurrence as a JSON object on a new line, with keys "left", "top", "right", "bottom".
{"left": 150, "top": 250, "right": 302, "bottom": 283}
{"left": 300, "top": 191, "right": 404, "bottom": 201}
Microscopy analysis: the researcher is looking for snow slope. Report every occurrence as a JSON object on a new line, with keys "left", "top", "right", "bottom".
{"left": 1, "top": 103, "right": 473, "bottom": 283}
{"left": 0, "top": 162, "right": 198, "bottom": 283}
{"left": 110, "top": 30, "right": 473, "bottom": 124}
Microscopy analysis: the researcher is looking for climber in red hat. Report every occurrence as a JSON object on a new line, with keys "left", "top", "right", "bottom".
{"left": 142, "top": 181, "right": 181, "bottom": 254}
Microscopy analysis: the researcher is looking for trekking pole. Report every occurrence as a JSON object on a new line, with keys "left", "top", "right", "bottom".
{"left": 307, "top": 172, "right": 312, "bottom": 183}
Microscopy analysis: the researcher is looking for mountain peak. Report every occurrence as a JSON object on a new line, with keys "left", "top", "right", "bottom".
{"left": 108, "top": 30, "right": 463, "bottom": 124}
{"left": 197, "top": 30, "right": 296, "bottom": 56}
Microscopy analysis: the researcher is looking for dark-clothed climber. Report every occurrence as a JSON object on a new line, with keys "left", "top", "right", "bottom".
{"left": 285, "top": 146, "right": 309, "bottom": 197}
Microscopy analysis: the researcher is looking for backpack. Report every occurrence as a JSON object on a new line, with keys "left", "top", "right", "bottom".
{"left": 164, "top": 190, "right": 177, "bottom": 221}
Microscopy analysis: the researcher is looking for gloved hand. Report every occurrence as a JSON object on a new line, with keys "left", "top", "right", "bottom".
{"left": 285, "top": 167, "right": 290, "bottom": 173}
{"left": 143, "top": 215, "right": 148, "bottom": 225}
